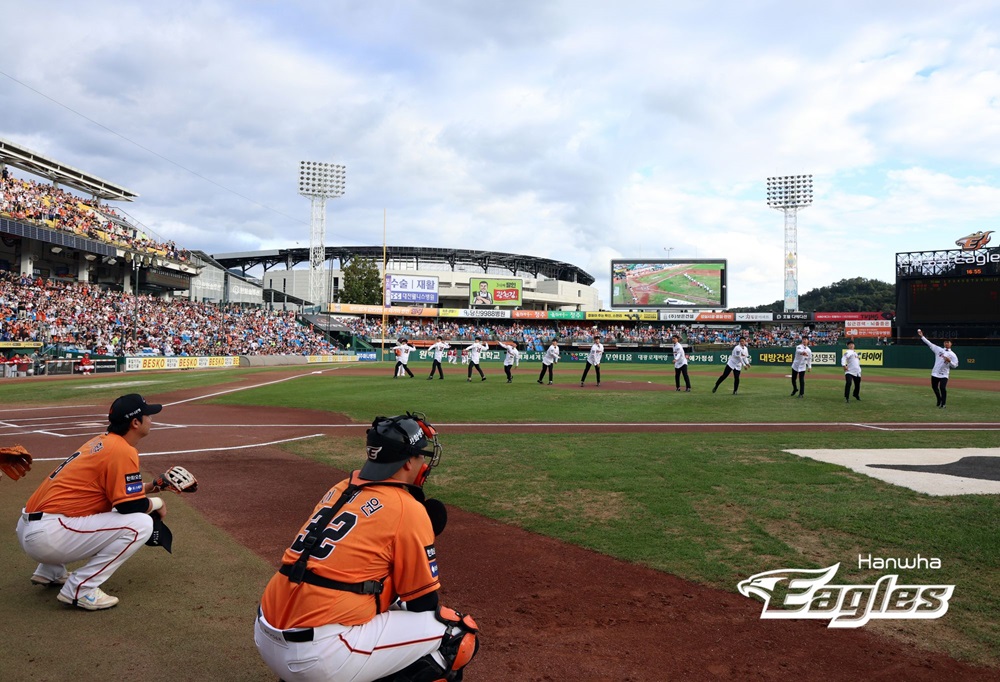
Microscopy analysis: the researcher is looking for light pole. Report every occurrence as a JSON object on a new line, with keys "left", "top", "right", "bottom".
{"left": 298, "top": 161, "right": 346, "bottom": 309}
{"left": 664, "top": 247, "right": 674, "bottom": 259}
{"left": 766, "top": 175, "right": 813, "bottom": 312}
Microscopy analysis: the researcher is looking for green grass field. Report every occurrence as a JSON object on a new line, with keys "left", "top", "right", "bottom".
{"left": 2, "top": 362, "right": 998, "bottom": 676}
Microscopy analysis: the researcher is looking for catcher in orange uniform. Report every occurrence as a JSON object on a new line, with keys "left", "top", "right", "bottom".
{"left": 16, "top": 394, "right": 197, "bottom": 611}
{"left": 255, "top": 412, "right": 479, "bottom": 682}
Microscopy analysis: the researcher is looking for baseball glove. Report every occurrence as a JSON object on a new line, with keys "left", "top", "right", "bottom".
{"left": 0, "top": 445, "right": 32, "bottom": 481}
{"left": 152, "top": 465, "right": 198, "bottom": 493}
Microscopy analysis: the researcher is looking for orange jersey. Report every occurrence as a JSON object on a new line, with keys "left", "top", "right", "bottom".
{"left": 25, "top": 433, "right": 145, "bottom": 517}
{"left": 261, "top": 472, "right": 439, "bottom": 629}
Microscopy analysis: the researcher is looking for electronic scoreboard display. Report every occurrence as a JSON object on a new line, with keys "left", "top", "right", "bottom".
{"left": 907, "top": 276, "right": 1000, "bottom": 324}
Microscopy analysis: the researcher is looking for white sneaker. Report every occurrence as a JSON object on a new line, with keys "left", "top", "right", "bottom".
{"left": 58, "top": 588, "right": 119, "bottom": 611}
{"left": 31, "top": 571, "right": 69, "bottom": 587}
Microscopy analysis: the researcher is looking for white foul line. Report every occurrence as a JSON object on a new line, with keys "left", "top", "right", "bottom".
{"left": 31, "top": 433, "right": 327, "bottom": 461}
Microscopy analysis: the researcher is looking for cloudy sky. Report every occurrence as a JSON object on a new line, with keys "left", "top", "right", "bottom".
{"left": 2, "top": 1, "right": 998, "bottom": 308}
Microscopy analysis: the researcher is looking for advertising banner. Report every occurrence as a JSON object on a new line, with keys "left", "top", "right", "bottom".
{"left": 125, "top": 356, "right": 239, "bottom": 372}
{"left": 735, "top": 312, "right": 774, "bottom": 321}
{"left": 328, "top": 303, "right": 385, "bottom": 315}
{"left": 774, "top": 312, "right": 811, "bottom": 321}
{"left": 458, "top": 309, "right": 512, "bottom": 319}
{"left": 813, "top": 312, "right": 888, "bottom": 321}
{"left": 585, "top": 311, "right": 659, "bottom": 321}
{"left": 696, "top": 312, "right": 735, "bottom": 321}
{"left": 549, "top": 311, "right": 586, "bottom": 320}
{"left": 512, "top": 310, "right": 549, "bottom": 319}
{"left": 660, "top": 312, "right": 699, "bottom": 321}
{"left": 469, "top": 277, "right": 522, "bottom": 306}
{"left": 845, "top": 327, "right": 892, "bottom": 338}
{"left": 385, "top": 275, "right": 439, "bottom": 304}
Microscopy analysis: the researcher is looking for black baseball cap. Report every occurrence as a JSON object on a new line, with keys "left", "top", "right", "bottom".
{"left": 108, "top": 394, "right": 163, "bottom": 425}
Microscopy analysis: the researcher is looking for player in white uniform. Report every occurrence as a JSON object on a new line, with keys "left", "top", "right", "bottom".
{"left": 498, "top": 340, "right": 521, "bottom": 383}
{"left": 537, "top": 339, "right": 560, "bottom": 385}
{"left": 789, "top": 337, "right": 812, "bottom": 398}
{"left": 671, "top": 334, "right": 691, "bottom": 392}
{"left": 466, "top": 337, "right": 488, "bottom": 382}
{"left": 580, "top": 335, "right": 604, "bottom": 387}
{"left": 426, "top": 336, "right": 450, "bottom": 380}
{"left": 712, "top": 337, "right": 750, "bottom": 395}
{"left": 842, "top": 340, "right": 862, "bottom": 402}
{"left": 917, "top": 329, "right": 959, "bottom": 408}
{"left": 391, "top": 339, "right": 417, "bottom": 378}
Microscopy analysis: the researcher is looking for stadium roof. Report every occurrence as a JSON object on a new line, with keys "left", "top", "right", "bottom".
{"left": 212, "top": 245, "right": 595, "bottom": 285}
{"left": 0, "top": 137, "right": 138, "bottom": 202}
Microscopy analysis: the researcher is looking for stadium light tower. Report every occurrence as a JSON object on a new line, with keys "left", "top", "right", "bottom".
{"left": 298, "top": 161, "right": 346, "bottom": 307}
{"left": 766, "top": 174, "right": 812, "bottom": 312}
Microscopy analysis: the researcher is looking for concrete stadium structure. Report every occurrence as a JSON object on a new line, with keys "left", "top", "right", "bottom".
{"left": 213, "top": 246, "right": 602, "bottom": 311}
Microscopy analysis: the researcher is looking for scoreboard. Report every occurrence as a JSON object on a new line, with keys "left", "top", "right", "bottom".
{"left": 895, "top": 246, "right": 1000, "bottom": 339}
{"left": 907, "top": 276, "right": 1000, "bottom": 323}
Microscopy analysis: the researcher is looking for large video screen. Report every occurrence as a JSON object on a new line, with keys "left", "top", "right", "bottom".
{"left": 611, "top": 260, "right": 727, "bottom": 309}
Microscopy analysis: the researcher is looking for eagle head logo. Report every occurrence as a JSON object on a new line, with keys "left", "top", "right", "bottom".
{"left": 955, "top": 230, "right": 994, "bottom": 251}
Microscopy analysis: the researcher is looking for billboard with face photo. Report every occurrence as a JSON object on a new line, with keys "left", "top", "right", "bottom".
{"left": 469, "top": 277, "right": 522, "bottom": 307}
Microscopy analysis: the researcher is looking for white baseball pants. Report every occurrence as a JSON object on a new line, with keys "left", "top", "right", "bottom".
{"left": 17, "top": 510, "right": 153, "bottom": 602}
{"left": 255, "top": 607, "right": 448, "bottom": 682}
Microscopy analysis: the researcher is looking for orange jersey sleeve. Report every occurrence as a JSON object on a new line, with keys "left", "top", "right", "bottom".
{"left": 261, "top": 474, "right": 439, "bottom": 629}
{"left": 25, "top": 433, "right": 145, "bottom": 517}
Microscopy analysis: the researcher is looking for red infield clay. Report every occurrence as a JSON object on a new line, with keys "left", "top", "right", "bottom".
{"left": 8, "top": 369, "right": 997, "bottom": 681}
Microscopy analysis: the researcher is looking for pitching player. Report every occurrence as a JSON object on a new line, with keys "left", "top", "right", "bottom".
{"left": 426, "top": 336, "right": 450, "bottom": 380}
{"left": 842, "top": 340, "right": 862, "bottom": 402}
{"left": 498, "top": 340, "right": 521, "bottom": 383}
{"left": 672, "top": 334, "right": 691, "bottom": 392}
{"left": 789, "top": 337, "right": 812, "bottom": 398}
{"left": 712, "top": 337, "right": 750, "bottom": 395}
{"left": 254, "top": 412, "right": 480, "bottom": 682}
{"left": 537, "top": 338, "right": 560, "bottom": 385}
{"left": 466, "top": 336, "right": 488, "bottom": 382}
{"left": 917, "top": 329, "right": 959, "bottom": 408}
{"left": 16, "top": 394, "right": 166, "bottom": 611}
{"left": 579, "top": 335, "right": 604, "bottom": 387}
{"left": 391, "top": 338, "right": 417, "bottom": 378}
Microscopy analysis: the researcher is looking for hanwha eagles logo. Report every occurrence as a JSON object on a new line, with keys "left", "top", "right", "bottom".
{"left": 955, "top": 230, "right": 994, "bottom": 251}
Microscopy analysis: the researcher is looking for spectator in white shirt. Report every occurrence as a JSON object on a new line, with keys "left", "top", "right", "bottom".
{"left": 789, "top": 337, "right": 812, "bottom": 399}
{"left": 466, "top": 337, "right": 488, "bottom": 382}
{"left": 426, "top": 336, "right": 450, "bottom": 380}
{"left": 537, "top": 338, "right": 560, "bottom": 385}
{"left": 498, "top": 340, "right": 520, "bottom": 383}
{"left": 671, "top": 334, "right": 690, "bottom": 392}
{"left": 712, "top": 337, "right": 750, "bottom": 395}
{"left": 580, "top": 335, "right": 604, "bottom": 387}
{"left": 842, "top": 340, "right": 862, "bottom": 403}
{"left": 917, "top": 329, "right": 959, "bottom": 408}
{"left": 391, "top": 338, "right": 416, "bottom": 378}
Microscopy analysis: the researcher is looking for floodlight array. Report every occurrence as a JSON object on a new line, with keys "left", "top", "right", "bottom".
{"left": 298, "top": 161, "right": 347, "bottom": 197}
{"left": 766, "top": 174, "right": 813, "bottom": 209}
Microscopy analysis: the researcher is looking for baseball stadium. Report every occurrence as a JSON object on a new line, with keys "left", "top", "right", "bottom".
{"left": 3, "top": 143, "right": 1000, "bottom": 682}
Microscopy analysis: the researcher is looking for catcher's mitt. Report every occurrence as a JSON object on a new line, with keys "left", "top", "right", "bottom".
{"left": 152, "top": 465, "right": 198, "bottom": 493}
{"left": 0, "top": 445, "right": 32, "bottom": 481}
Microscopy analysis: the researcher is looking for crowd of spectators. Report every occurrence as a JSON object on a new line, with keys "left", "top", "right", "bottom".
{"left": 0, "top": 272, "right": 338, "bottom": 356}
{"left": 334, "top": 315, "right": 842, "bottom": 349}
{"left": 0, "top": 171, "right": 190, "bottom": 262}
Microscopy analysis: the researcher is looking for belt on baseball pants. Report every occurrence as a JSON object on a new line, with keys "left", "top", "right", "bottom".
{"left": 257, "top": 607, "right": 314, "bottom": 643}
{"left": 22, "top": 511, "right": 44, "bottom": 522}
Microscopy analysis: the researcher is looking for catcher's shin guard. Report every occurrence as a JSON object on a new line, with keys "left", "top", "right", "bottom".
{"left": 375, "top": 605, "right": 480, "bottom": 682}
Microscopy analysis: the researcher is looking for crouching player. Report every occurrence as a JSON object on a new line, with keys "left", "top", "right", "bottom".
{"left": 255, "top": 412, "right": 479, "bottom": 682}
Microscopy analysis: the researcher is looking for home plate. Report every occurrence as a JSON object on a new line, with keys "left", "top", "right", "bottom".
{"left": 785, "top": 448, "right": 1000, "bottom": 496}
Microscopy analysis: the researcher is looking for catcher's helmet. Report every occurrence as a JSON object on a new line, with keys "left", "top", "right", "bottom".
{"left": 362, "top": 412, "right": 442, "bottom": 481}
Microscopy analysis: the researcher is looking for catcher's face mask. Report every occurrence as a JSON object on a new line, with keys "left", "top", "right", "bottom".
{"left": 410, "top": 411, "right": 442, "bottom": 487}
